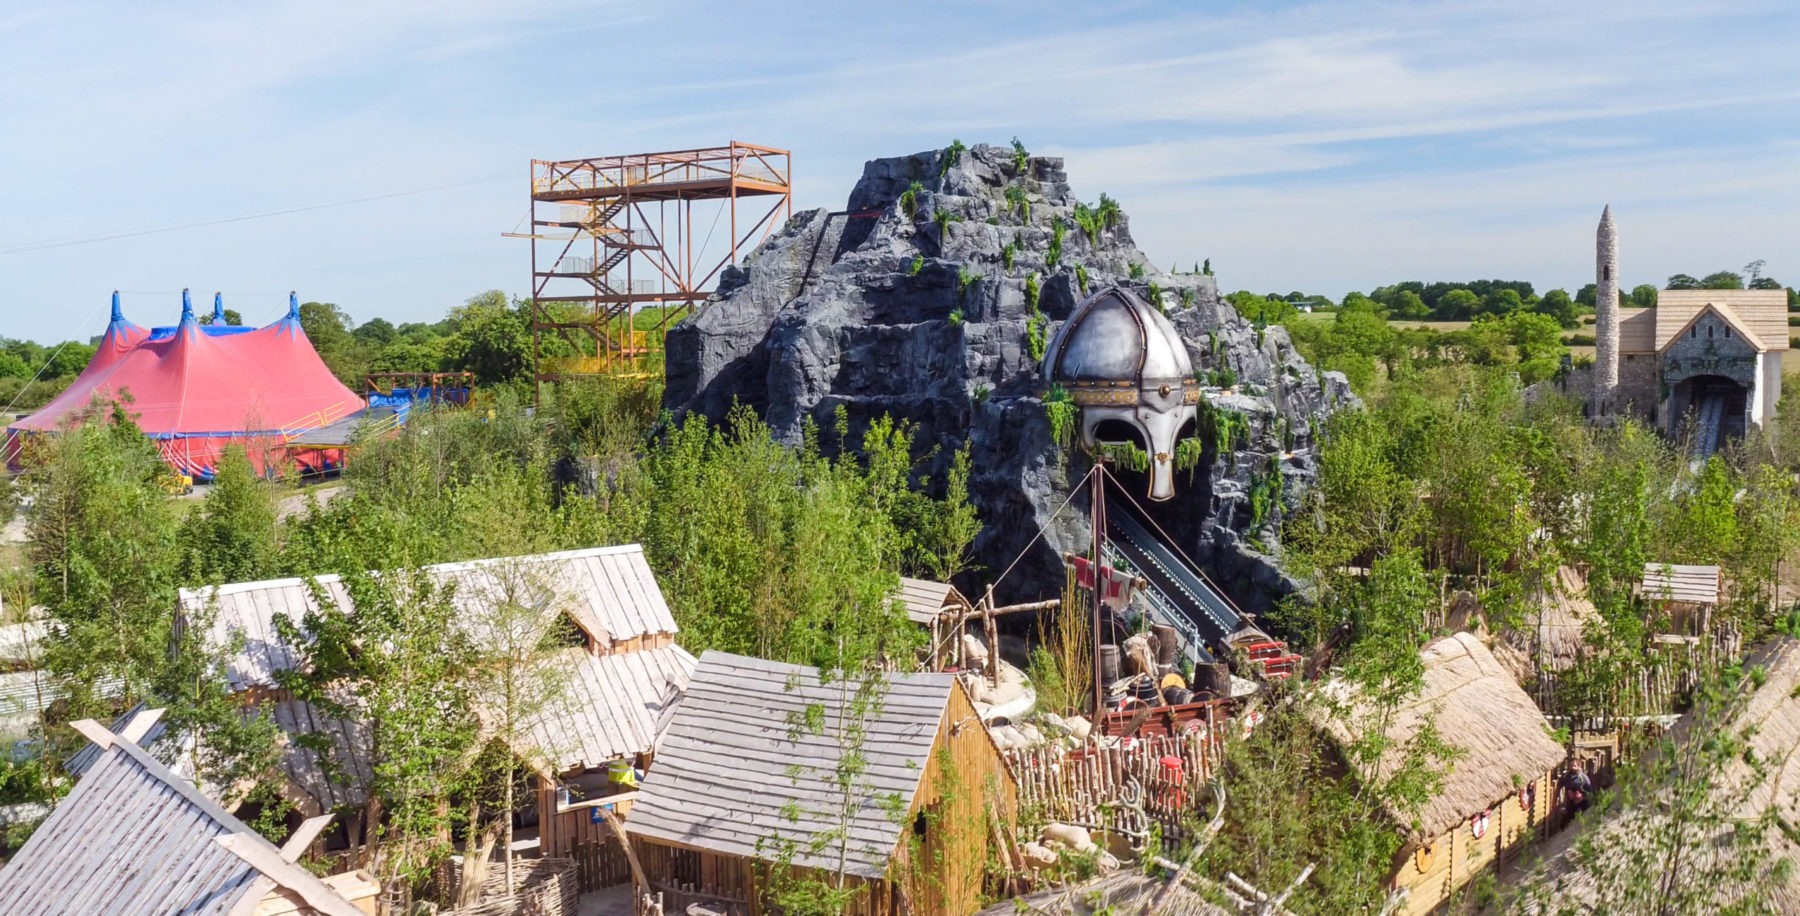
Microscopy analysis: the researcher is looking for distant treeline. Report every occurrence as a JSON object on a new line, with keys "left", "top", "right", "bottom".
{"left": 1226, "top": 265, "right": 1796, "bottom": 330}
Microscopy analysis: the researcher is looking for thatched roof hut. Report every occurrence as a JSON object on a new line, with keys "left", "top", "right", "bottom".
{"left": 1317, "top": 632, "right": 1567, "bottom": 844}
{"left": 1493, "top": 566, "right": 1598, "bottom": 683}
{"left": 1515, "top": 637, "right": 1800, "bottom": 912}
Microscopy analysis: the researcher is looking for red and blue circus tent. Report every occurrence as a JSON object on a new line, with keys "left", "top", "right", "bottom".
{"left": 8, "top": 290, "right": 364, "bottom": 479}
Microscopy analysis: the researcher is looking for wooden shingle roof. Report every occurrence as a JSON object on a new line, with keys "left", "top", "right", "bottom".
{"left": 183, "top": 544, "right": 679, "bottom": 691}
{"left": 0, "top": 722, "right": 363, "bottom": 916}
{"left": 1653, "top": 289, "right": 1789, "bottom": 352}
{"left": 1640, "top": 563, "right": 1720, "bottom": 605}
{"left": 627, "top": 651, "right": 955, "bottom": 878}
{"left": 894, "top": 576, "right": 967, "bottom": 625}
{"left": 509, "top": 644, "right": 697, "bottom": 774}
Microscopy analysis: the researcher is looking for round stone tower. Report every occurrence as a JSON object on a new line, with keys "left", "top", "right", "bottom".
{"left": 1594, "top": 205, "right": 1620, "bottom": 408}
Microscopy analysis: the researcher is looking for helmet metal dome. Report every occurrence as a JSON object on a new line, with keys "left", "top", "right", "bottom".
{"left": 1042, "top": 287, "right": 1200, "bottom": 500}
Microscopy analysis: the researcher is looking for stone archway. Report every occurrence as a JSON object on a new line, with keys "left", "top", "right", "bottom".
{"left": 1670, "top": 373, "right": 1749, "bottom": 450}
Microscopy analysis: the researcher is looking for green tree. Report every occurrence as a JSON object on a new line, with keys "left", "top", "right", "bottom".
{"left": 1390, "top": 290, "right": 1429, "bottom": 319}
{"left": 24, "top": 399, "right": 180, "bottom": 723}
{"left": 1535, "top": 288, "right": 1579, "bottom": 327}
{"left": 1482, "top": 287, "right": 1523, "bottom": 316}
{"left": 277, "top": 568, "right": 481, "bottom": 886}
{"left": 1629, "top": 284, "right": 1659, "bottom": 308}
{"left": 1437, "top": 288, "right": 1481, "bottom": 320}
{"left": 1666, "top": 273, "right": 1701, "bottom": 290}
{"left": 1700, "top": 270, "right": 1745, "bottom": 290}
{"left": 178, "top": 446, "right": 278, "bottom": 584}
{"left": 440, "top": 291, "right": 531, "bottom": 387}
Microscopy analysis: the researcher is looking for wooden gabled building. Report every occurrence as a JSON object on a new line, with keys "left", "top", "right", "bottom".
{"left": 176, "top": 545, "right": 696, "bottom": 861}
{"left": 0, "top": 711, "right": 378, "bottom": 916}
{"left": 627, "top": 651, "right": 1016, "bottom": 916}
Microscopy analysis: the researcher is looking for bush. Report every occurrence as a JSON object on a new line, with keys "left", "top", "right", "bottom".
{"left": 1563, "top": 333, "right": 1597, "bottom": 346}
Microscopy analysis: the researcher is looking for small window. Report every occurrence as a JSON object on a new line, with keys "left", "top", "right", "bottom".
{"left": 1708, "top": 326, "right": 1714, "bottom": 339}
{"left": 1691, "top": 327, "right": 1697, "bottom": 338}
{"left": 1604, "top": 266, "right": 1612, "bottom": 281}
{"left": 1725, "top": 326, "right": 1732, "bottom": 338}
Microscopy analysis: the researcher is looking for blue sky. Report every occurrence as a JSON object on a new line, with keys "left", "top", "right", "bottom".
{"left": 0, "top": 0, "right": 1796, "bottom": 342}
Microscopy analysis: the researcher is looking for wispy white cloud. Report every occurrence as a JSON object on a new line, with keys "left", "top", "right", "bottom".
{"left": 0, "top": 0, "right": 1794, "bottom": 340}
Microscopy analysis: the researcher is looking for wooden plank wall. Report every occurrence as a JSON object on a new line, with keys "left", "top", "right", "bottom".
{"left": 1390, "top": 770, "right": 1556, "bottom": 916}
{"left": 899, "top": 682, "right": 1018, "bottom": 915}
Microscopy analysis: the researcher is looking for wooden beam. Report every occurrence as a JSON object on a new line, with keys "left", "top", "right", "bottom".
{"left": 120, "top": 707, "right": 165, "bottom": 744}
{"left": 68, "top": 719, "right": 114, "bottom": 752}
{"left": 216, "top": 834, "right": 365, "bottom": 916}
{"left": 279, "top": 815, "right": 335, "bottom": 863}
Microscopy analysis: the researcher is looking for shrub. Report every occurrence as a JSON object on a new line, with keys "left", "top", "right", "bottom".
{"left": 908, "top": 256, "right": 924, "bottom": 276}
{"left": 1564, "top": 333, "right": 1597, "bottom": 346}
{"left": 1047, "top": 219, "right": 1066, "bottom": 270}
{"left": 932, "top": 209, "right": 963, "bottom": 234}
{"left": 1002, "top": 242, "right": 1017, "bottom": 271}
{"left": 1075, "top": 264, "right": 1089, "bottom": 295}
{"left": 1129, "top": 262, "right": 1145, "bottom": 280}
{"left": 1010, "top": 137, "right": 1029, "bottom": 173}
{"left": 948, "top": 309, "right": 963, "bottom": 327}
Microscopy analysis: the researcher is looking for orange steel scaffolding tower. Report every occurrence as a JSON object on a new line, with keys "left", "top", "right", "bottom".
{"left": 521, "top": 142, "right": 792, "bottom": 383}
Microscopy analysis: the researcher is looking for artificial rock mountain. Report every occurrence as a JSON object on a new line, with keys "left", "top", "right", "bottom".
{"left": 665, "top": 143, "right": 1353, "bottom": 613}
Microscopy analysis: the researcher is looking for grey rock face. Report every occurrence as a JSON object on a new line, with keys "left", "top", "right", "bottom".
{"left": 664, "top": 144, "right": 1354, "bottom": 614}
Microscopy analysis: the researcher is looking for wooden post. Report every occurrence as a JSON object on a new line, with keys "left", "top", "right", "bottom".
{"left": 983, "top": 586, "right": 1000, "bottom": 689}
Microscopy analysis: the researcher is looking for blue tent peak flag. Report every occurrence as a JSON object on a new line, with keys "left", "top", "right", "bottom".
{"left": 212, "top": 292, "right": 225, "bottom": 323}
{"left": 110, "top": 291, "right": 122, "bottom": 323}
{"left": 180, "top": 289, "right": 194, "bottom": 321}
{"left": 288, "top": 292, "right": 300, "bottom": 319}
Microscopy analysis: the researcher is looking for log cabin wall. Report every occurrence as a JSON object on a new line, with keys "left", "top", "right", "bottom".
{"left": 900, "top": 681, "right": 1018, "bottom": 915}
{"left": 1390, "top": 770, "right": 1556, "bottom": 916}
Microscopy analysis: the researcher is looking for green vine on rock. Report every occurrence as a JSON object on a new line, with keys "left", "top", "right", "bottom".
{"left": 957, "top": 267, "right": 981, "bottom": 300}
{"left": 1025, "top": 273, "right": 1047, "bottom": 362}
{"left": 908, "top": 255, "right": 925, "bottom": 276}
{"left": 1147, "top": 282, "right": 1164, "bottom": 313}
{"left": 1097, "top": 193, "right": 1121, "bottom": 230}
{"left": 1011, "top": 136, "right": 1029, "bottom": 174}
{"left": 1174, "top": 436, "right": 1205, "bottom": 472}
{"left": 1005, "top": 185, "right": 1031, "bottom": 222}
{"left": 900, "top": 181, "right": 924, "bottom": 220}
{"left": 1098, "top": 440, "right": 1150, "bottom": 473}
{"left": 1128, "top": 261, "right": 1145, "bottom": 280}
{"left": 1002, "top": 241, "right": 1017, "bottom": 271}
{"left": 1043, "top": 383, "right": 1076, "bottom": 448}
{"left": 1075, "top": 263, "right": 1089, "bottom": 295}
{"left": 1249, "top": 453, "right": 1285, "bottom": 530}
{"left": 1072, "top": 202, "right": 1101, "bottom": 247}
{"left": 941, "top": 139, "right": 966, "bottom": 176}
{"left": 1047, "top": 219, "right": 1066, "bottom": 270}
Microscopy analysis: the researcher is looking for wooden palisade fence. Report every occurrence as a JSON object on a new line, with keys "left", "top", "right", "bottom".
{"left": 1004, "top": 726, "right": 1223, "bottom": 846}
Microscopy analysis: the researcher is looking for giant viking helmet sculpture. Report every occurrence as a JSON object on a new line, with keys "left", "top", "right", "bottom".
{"left": 1042, "top": 287, "right": 1200, "bottom": 501}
